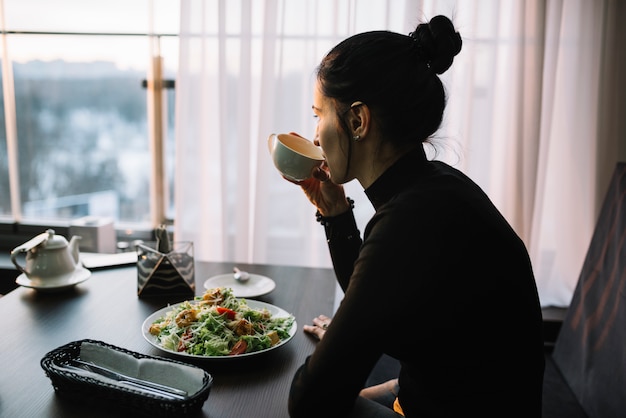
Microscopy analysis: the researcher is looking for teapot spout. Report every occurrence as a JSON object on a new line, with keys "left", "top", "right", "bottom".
{"left": 68, "top": 235, "right": 82, "bottom": 264}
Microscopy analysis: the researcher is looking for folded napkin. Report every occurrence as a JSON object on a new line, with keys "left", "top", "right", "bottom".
{"left": 76, "top": 341, "right": 205, "bottom": 396}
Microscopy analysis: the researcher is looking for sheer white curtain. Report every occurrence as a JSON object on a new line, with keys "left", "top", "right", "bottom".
{"left": 175, "top": 0, "right": 626, "bottom": 307}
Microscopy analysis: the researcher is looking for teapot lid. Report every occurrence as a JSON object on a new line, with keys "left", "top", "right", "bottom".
{"left": 41, "top": 229, "right": 69, "bottom": 250}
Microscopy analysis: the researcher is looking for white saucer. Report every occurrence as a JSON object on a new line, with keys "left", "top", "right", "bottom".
{"left": 15, "top": 266, "right": 92, "bottom": 292}
{"left": 203, "top": 273, "right": 276, "bottom": 298}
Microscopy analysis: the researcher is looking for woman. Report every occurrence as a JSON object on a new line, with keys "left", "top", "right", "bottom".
{"left": 286, "top": 15, "right": 544, "bottom": 418}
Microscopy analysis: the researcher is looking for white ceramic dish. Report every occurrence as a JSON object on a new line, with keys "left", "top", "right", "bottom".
{"left": 203, "top": 273, "right": 276, "bottom": 298}
{"left": 142, "top": 299, "right": 296, "bottom": 360}
{"left": 15, "top": 266, "right": 91, "bottom": 292}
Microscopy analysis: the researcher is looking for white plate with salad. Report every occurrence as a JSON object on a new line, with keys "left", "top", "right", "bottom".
{"left": 142, "top": 287, "right": 296, "bottom": 359}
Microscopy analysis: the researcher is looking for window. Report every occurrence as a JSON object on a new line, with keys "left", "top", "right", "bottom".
{"left": 0, "top": 0, "right": 179, "bottom": 248}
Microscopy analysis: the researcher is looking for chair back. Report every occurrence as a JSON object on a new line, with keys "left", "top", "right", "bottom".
{"left": 551, "top": 162, "right": 626, "bottom": 418}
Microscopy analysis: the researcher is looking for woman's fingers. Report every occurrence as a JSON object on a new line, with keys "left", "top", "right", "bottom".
{"left": 303, "top": 315, "right": 332, "bottom": 340}
{"left": 312, "top": 166, "right": 330, "bottom": 183}
{"left": 312, "top": 314, "right": 331, "bottom": 328}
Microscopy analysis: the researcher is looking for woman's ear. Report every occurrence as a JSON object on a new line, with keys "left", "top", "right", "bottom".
{"left": 348, "top": 101, "right": 370, "bottom": 139}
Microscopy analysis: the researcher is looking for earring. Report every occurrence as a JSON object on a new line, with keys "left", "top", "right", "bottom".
{"left": 353, "top": 135, "right": 361, "bottom": 141}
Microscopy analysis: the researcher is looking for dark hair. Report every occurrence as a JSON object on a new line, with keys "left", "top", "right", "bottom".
{"left": 316, "top": 15, "right": 462, "bottom": 147}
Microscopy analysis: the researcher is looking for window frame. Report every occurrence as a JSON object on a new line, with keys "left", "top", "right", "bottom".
{"left": 0, "top": 29, "right": 177, "bottom": 252}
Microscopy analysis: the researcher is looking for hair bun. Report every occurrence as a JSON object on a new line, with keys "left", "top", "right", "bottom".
{"left": 410, "top": 15, "right": 462, "bottom": 74}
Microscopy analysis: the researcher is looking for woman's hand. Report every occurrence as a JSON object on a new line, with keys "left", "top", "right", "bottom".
{"left": 303, "top": 314, "right": 332, "bottom": 340}
{"left": 295, "top": 165, "right": 351, "bottom": 216}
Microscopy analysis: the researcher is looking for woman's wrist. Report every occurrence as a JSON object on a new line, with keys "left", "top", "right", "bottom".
{"left": 315, "top": 197, "right": 355, "bottom": 226}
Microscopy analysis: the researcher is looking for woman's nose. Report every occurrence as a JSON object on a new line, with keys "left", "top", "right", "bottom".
{"left": 313, "top": 127, "right": 320, "bottom": 146}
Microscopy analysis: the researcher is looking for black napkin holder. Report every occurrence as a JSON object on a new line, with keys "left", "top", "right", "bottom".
{"left": 136, "top": 241, "right": 195, "bottom": 297}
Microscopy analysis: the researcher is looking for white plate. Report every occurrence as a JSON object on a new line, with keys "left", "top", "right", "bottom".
{"left": 142, "top": 299, "right": 296, "bottom": 360}
{"left": 15, "top": 266, "right": 91, "bottom": 292}
{"left": 203, "top": 273, "right": 276, "bottom": 298}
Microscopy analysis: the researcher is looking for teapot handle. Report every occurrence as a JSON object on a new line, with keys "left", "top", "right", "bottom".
{"left": 10, "top": 231, "right": 50, "bottom": 275}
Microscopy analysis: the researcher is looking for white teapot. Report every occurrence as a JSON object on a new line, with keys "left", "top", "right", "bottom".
{"left": 11, "top": 229, "right": 85, "bottom": 283}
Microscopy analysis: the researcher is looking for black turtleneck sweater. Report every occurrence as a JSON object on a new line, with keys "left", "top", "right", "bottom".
{"left": 289, "top": 146, "right": 545, "bottom": 418}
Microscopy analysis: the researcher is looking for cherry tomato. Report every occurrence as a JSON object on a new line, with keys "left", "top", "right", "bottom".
{"left": 229, "top": 339, "right": 248, "bottom": 355}
{"left": 217, "top": 307, "right": 237, "bottom": 320}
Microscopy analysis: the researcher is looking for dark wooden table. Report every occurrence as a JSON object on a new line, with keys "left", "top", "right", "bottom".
{"left": 0, "top": 261, "right": 337, "bottom": 418}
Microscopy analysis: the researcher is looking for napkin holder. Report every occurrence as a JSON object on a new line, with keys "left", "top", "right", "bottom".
{"left": 136, "top": 241, "right": 195, "bottom": 297}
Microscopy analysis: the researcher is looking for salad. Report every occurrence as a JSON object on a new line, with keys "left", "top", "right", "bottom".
{"left": 148, "top": 287, "right": 295, "bottom": 356}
